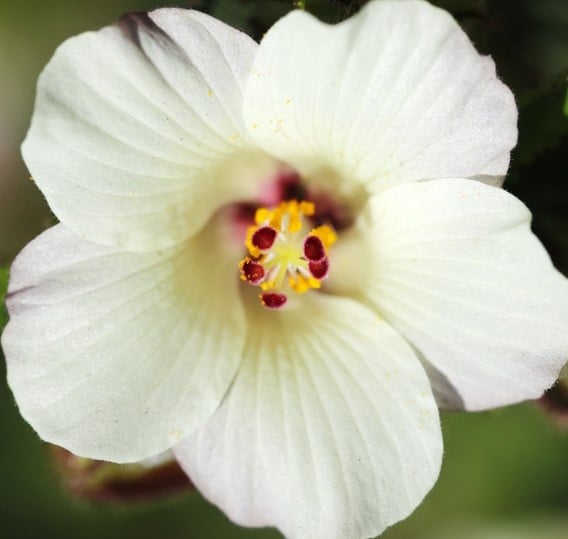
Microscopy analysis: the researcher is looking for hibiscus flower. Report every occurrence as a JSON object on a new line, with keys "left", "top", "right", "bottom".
{"left": 3, "top": 1, "right": 568, "bottom": 538}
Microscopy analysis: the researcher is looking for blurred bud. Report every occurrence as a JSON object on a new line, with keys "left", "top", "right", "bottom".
{"left": 51, "top": 446, "right": 193, "bottom": 503}
{"left": 539, "top": 363, "right": 568, "bottom": 427}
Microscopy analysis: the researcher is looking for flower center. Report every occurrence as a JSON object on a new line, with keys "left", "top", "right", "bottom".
{"left": 239, "top": 200, "right": 336, "bottom": 309}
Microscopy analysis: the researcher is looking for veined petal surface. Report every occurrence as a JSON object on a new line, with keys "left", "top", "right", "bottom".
{"left": 2, "top": 223, "right": 246, "bottom": 462}
{"left": 175, "top": 295, "right": 442, "bottom": 539}
{"left": 22, "top": 8, "right": 275, "bottom": 251}
{"left": 354, "top": 179, "right": 568, "bottom": 410}
{"left": 244, "top": 0, "right": 516, "bottom": 192}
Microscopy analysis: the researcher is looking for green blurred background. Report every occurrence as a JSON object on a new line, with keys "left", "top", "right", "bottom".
{"left": 1, "top": 1, "right": 567, "bottom": 537}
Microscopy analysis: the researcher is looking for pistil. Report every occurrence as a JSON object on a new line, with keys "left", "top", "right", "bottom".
{"left": 239, "top": 200, "right": 336, "bottom": 309}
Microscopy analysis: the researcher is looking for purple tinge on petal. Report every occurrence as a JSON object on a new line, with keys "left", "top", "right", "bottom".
{"left": 118, "top": 12, "right": 168, "bottom": 45}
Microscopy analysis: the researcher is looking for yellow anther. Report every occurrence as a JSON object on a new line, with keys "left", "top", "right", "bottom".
{"left": 299, "top": 201, "right": 315, "bottom": 216}
{"left": 311, "top": 225, "right": 337, "bottom": 249}
{"left": 289, "top": 274, "right": 321, "bottom": 294}
{"left": 288, "top": 215, "right": 302, "bottom": 233}
{"left": 289, "top": 275, "right": 309, "bottom": 294}
{"left": 245, "top": 226, "right": 261, "bottom": 258}
{"left": 254, "top": 201, "right": 316, "bottom": 234}
{"left": 261, "top": 280, "right": 276, "bottom": 291}
{"left": 238, "top": 258, "right": 248, "bottom": 281}
{"left": 310, "top": 277, "right": 322, "bottom": 289}
{"left": 269, "top": 207, "right": 285, "bottom": 230}
{"left": 255, "top": 202, "right": 295, "bottom": 231}
{"left": 255, "top": 207, "right": 271, "bottom": 225}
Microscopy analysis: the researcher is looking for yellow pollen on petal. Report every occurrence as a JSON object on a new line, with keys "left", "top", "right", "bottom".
{"left": 240, "top": 200, "right": 336, "bottom": 308}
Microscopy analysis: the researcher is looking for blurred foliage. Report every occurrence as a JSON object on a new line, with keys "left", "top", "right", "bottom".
{"left": 428, "top": 519, "right": 568, "bottom": 539}
{"left": 1, "top": 1, "right": 568, "bottom": 538}
{"left": 0, "top": 267, "right": 7, "bottom": 331}
{"left": 514, "top": 82, "right": 568, "bottom": 168}
{"left": 540, "top": 364, "right": 568, "bottom": 429}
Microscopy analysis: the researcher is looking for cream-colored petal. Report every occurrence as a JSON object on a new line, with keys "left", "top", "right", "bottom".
{"left": 22, "top": 9, "right": 276, "bottom": 251}
{"left": 2, "top": 222, "right": 245, "bottom": 462}
{"left": 244, "top": 0, "right": 516, "bottom": 193}
{"left": 175, "top": 295, "right": 442, "bottom": 539}
{"left": 345, "top": 179, "right": 568, "bottom": 410}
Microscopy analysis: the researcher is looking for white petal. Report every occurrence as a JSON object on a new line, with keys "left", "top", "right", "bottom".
{"left": 22, "top": 9, "right": 276, "bottom": 251}
{"left": 138, "top": 450, "right": 174, "bottom": 469}
{"left": 244, "top": 0, "right": 516, "bottom": 191}
{"left": 2, "top": 222, "right": 246, "bottom": 462}
{"left": 350, "top": 179, "right": 568, "bottom": 410}
{"left": 175, "top": 295, "right": 442, "bottom": 539}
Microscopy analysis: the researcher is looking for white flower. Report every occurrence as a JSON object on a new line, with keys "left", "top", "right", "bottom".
{"left": 3, "top": 1, "right": 568, "bottom": 538}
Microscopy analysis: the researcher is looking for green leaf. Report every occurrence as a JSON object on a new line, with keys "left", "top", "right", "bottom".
{"left": 0, "top": 266, "right": 8, "bottom": 332}
{"left": 564, "top": 84, "right": 568, "bottom": 117}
